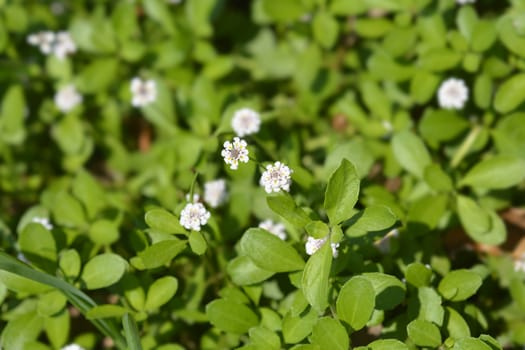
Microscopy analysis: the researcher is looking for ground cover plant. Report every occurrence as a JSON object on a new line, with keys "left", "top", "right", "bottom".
{"left": 1, "top": 0, "right": 525, "bottom": 349}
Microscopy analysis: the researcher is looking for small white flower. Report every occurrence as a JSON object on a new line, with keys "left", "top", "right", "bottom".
{"left": 374, "top": 228, "right": 399, "bottom": 254}
{"left": 179, "top": 202, "right": 211, "bottom": 231}
{"left": 259, "top": 219, "right": 287, "bottom": 240}
{"left": 515, "top": 253, "right": 525, "bottom": 273}
{"left": 53, "top": 31, "right": 76, "bottom": 60}
{"left": 31, "top": 216, "right": 53, "bottom": 230}
{"left": 437, "top": 78, "right": 469, "bottom": 110}
{"left": 204, "top": 179, "right": 228, "bottom": 208}
{"left": 456, "top": 0, "right": 475, "bottom": 4}
{"left": 27, "top": 31, "right": 56, "bottom": 54}
{"left": 54, "top": 84, "right": 82, "bottom": 113}
{"left": 231, "top": 108, "right": 261, "bottom": 137}
{"left": 221, "top": 137, "right": 249, "bottom": 170}
{"left": 260, "top": 161, "right": 292, "bottom": 193}
{"left": 185, "top": 193, "right": 200, "bottom": 203}
{"left": 130, "top": 78, "right": 157, "bottom": 107}
{"left": 61, "top": 345, "right": 85, "bottom": 350}
{"left": 305, "top": 236, "right": 339, "bottom": 258}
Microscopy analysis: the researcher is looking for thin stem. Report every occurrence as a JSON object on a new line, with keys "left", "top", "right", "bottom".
{"left": 450, "top": 125, "right": 481, "bottom": 168}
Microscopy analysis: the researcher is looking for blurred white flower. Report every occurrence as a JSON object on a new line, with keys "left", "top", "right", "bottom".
{"left": 53, "top": 31, "right": 76, "bottom": 60}
{"left": 221, "top": 137, "right": 249, "bottom": 170}
{"left": 231, "top": 108, "right": 261, "bottom": 137}
{"left": 515, "top": 253, "right": 525, "bottom": 273}
{"left": 61, "top": 345, "right": 85, "bottom": 350}
{"left": 305, "top": 236, "right": 339, "bottom": 258}
{"left": 204, "top": 179, "right": 227, "bottom": 208}
{"left": 54, "top": 84, "right": 82, "bottom": 113}
{"left": 437, "top": 78, "right": 468, "bottom": 110}
{"left": 179, "top": 202, "right": 210, "bottom": 231}
{"left": 456, "top": 0, "right": 475, "bottom": 4}
{"left": 185, "top": 193, "right": 201, "bottom": 203}
{"left": 130, "top": 78, "right": 157, "bottom": 107}
{"left": 27, "top": 31, "right": 56, "bottom": 54}
{"left": 31, "top": 216, "right": 53, "bottom": 230}
{"left": 374, "top": 228, "right": 399, "bottom": 254}
{"left": 259, "top": 219, "right": 287, "bottom": 240}
{"left": 260, "top": 161, "right": 292, "bottom": 193}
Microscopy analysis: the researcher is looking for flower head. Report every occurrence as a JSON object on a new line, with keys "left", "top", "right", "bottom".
{"left": 437, "top": 78, "right": 468, "bottom": 110}
{"left": 231, "top": 108, "right": 261, "bottom": 137}
{"left": 54, "top": 84, "right": 82, "bottom": 113}
{"left": 305, "top": 236, "right": 339, "bottom": 258}
{"left": 31, "top": 216, "right": 53, "bottom": 230}
{"left": 221, "top": 137, "right": 249, "bottom": 170}
{"left": 179, "top": 202, "right": 210, "bottom": 231}
{"left": 27, "top": 31, "right": 56, "bottom": 54}
{"left": 259, "top": 219, "right": 287, "bottom": 240}
{"left": 61, "top": 345, "right": 85, "bottom": 350}
{"left": 260, "top": 161, "right": 292, "bottom": 193}
{"left": 204, "top": 179, "right": 228, "bottom": 208}
{"left": 53, "top": 31, "right": 76, "bottom": 60}
{"left": 130, "top": 78, "right": 157, "bottom": 107}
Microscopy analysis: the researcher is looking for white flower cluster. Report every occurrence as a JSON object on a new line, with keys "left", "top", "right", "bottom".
{"left": 61, "top": 345, "right": 85, "bottom": 350}
{"left": 31, "top": 216, "right": 53, "bottom": 230}
{"left": 54, "top": 84, "right": 82, "bottom": 113}
{"left": 232, "top": 108, "right": 261, "bottom": 137}
{"left": 179, "top": 202, "right": 211, "bottom": 231}
{"left": 259, "top": 219, "right": 287, "bottom": 240}
{"left": 221, "top": 137, "right": 250, "bottom": 170}
{"left": 437, "top": 78, "right": 469, "bottom": 110}
{"left": 260, "top": 161, "right": 292, "bottom": 193}
{"left": 305, "top": 236, "right": 340, "bottom": 258}
{"left": 204, "top": 179, "right": 228, "bottom": 208}
{"left": 27, "top": 31, "right": 76, "bottom": 60}
{"left": 130, "top": 78, "right": 157, "bottom": 107}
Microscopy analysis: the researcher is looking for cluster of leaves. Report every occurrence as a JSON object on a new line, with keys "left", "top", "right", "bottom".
{"left": 1, "top": 0, "right": 525, "bottom": 349}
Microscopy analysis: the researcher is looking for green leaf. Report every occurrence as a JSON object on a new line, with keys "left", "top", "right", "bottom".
{"left": 44, "top": 310, "right": 69, "bottom": 349}
{"left": 76, "top": 58, "right": 118, "bottom": 93}
{"left": 460, "top": 155, "right": 525, "bottom": 189}
{"left": 362, "top": 272, "right": 406, "bottom": 310}
{"left": 260, "top": 0, "right": 304, "bottom": 23}
{"left": 392, "top": 130, "right": 431, "bottom": 178}
{"left": 457, "top": 196, "right": 507, "bottom": 245}
{"left": 0, "top": 85, "right": 26, "bottom": 144}
{"left": 324, "top": 159, "right": 360, "bottom": 224}
{"left": 282, "top": 307, "right": 318, "bottom": 344}
{"left": 227, "top": 256, "right": 275, "bottom": 285}
{"left": 189, "top": 231, "right": 207, "bottom": 255}
{"left": 123, "top": 313, "right": 143, "bottom": 350}
{"left": 510, "top": 278, "right": 525, "bottom": 312}
{"left": 59, "top": 249, "right": 81, "bottom": 280}
{"left": 249, "top": 326, "right": 281, "bottom": 350}
{"left": 37, "top": 290, "right": 67, "bottom": 317}
{"left": 417, "top": 287, "right": 445, "bottom": 326}
{"left": 407, "top": 319, "right": 442, "bottom": 347}
{"left": 410, "top": 71, "right": 440, "bottom": 104}
{"left": 19, "top": 223, "right": 57, "bottom": 271}
{"left": 354, "top": 18, "right": 393, "bottom": 38}
{"left": 81, "top": 254, "right": 127, "bottom": 290}
{"left": 452, "top": 337, "right": 492, "bottom": 350}
{"left": 89, "top": 220, "right": 120, "bottom": 246}
{"left": 368, "top": 339, "right": 408, "bottom": 350}
{"left": 206, "top": 299, "right": 259, "bottom": 333}
{"left": 309, "top": 317, "right": 349, "bottom": 350}
{"left": 267, "top": 193, "right": 311, "bottom": 229}
{"left": 405, "top": 262, "right": 432, "bottom": 288}
{"left": 438, "top": 269, "right": 482, "bottom": 301}
{"left": 345, "top": 205, "right": 397, "bottom": 237}
{"left": 240, "top": 228, "right": 304, "bottom": 273}
{"left": 137, "top": 239, "right": 187, "bottom": 269}
{"left": 302, "top": 242, "right": 332, "bottom": 312}
{"left": 457, "top": 5, "right": 478, "bottom": 40}
{"left": 498, "top": 16, "right": 525, "bottom": 59}
{"left": 145, "top": 208, "right": 185, "bottom": 234}
{"left": 419, "top": 109, "right": 469, "bottom": 147}
{"left": 424, "top": 164, "right": 454, "bottom": 192}
{"left": 313, "top": 12, "right": 339, "bottom": 49}
{"left": 72, "top": 170, "right": 107, "bottom": 219}
{"left": 493, "top": 112, "right": 525, "bottom": 159}
{"left": 145, "top": 276, "right": 178, "bottom": 310}
{"left": 418, "top": 48, "right": 461, "bottom": 72}
{"left": 0, "top": 312, "right": 43, "bottom": 349}
{"left": 471, "top": 20, "right": 497, "bottom": 52}
{"left": 50, "top": 191, "right": 86, "bottom": 228}
{"left": 494, "top": 73, "right": 525, "bottom": 114}
{"left": 407, "top": 194, "right": 448, "bottom": 231}
{"left": 86, "top": 304, "right": 128, "bottom": 319}
{"left": 305, "top": 221, "right": 330, "bottom": 239}
{"left": 336, "top": 276, "right": 375, "bottom": 331}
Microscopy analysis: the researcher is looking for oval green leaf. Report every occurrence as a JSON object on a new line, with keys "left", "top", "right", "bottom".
{"left": 81, "top": 253, "right": 127, "bottom": 290}
{"left": 206, "top": 299, "right": 259, "bottom": 334}
{"left": 336, "top": 276, "right": 375, "bottom": 331}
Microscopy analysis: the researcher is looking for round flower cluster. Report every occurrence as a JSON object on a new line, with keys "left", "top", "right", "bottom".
{"left": 204, "top": 179, "right": 228, "bottom": 208}
{"left": 221, "top": 137, "right": 249, "bottom": 170}
{"left": 179, "top": 202, "right": 211, "bottom": 232}
{"left": 130, "top": 78, "right": 157, "bottom": 107}
{"left": 231, "top": 108, "right": 261, "bottom": 137}
{"left": 260, "top": 161, "right": 293, "bottom": 193}
{"left": 259, "top": 219, "right": 287, "bottom": 240}
{"left": 27, "top": 31, "right": 76, "bottom": 60}
{"left": 437, "top": 78, "right": 469, "bottom": 110}
{"left": 54, "top": 84, "right": 82, "bottom": 113}
{"left": 305, "top": 236, "right": 340, "bottom": 258}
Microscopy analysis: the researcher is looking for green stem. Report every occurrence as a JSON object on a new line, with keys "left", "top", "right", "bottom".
{"left": 450, "top": 125, "right": 481, "bottom": 168}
